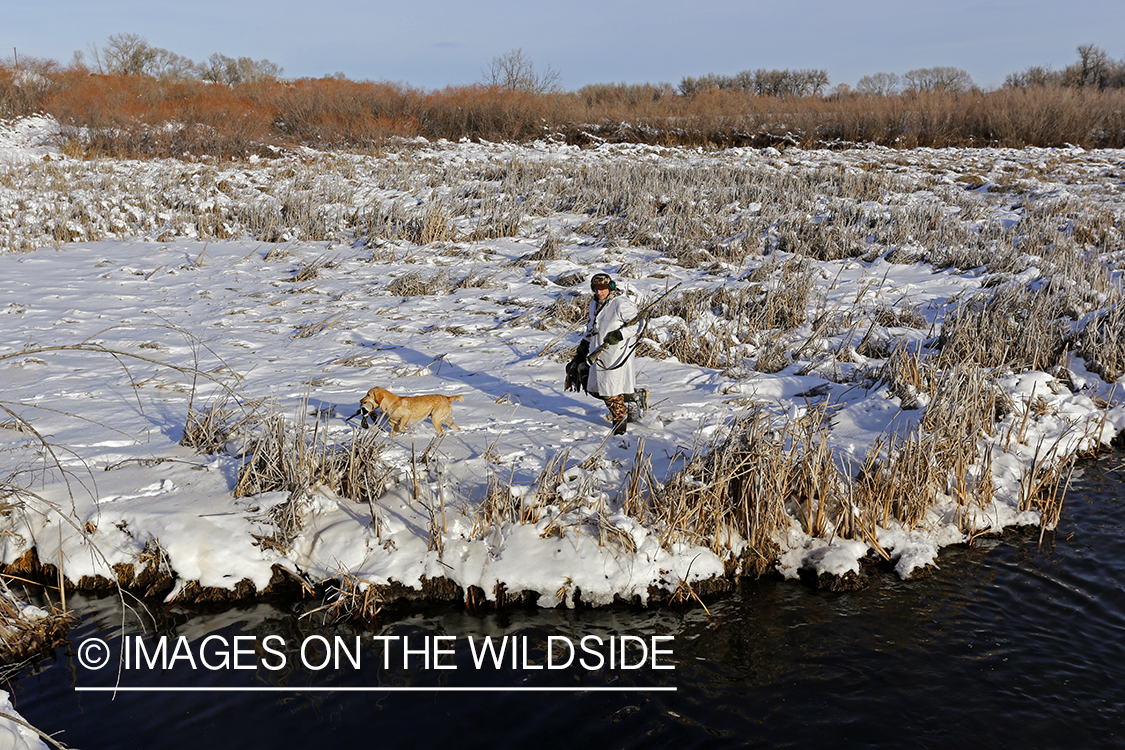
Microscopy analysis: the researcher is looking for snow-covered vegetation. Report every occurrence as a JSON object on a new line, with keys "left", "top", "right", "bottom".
{"left": 1, "top": 115, "right": 1123, "bottom": 618}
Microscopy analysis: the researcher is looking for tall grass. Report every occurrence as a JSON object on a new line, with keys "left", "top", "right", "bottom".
{"left": 0, "top": 576, "right": 75, "bottom": 670}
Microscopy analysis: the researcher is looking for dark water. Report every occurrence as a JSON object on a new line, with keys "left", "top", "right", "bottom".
{"left": 7, "top": 451, "right": 1125, "bottom": 749}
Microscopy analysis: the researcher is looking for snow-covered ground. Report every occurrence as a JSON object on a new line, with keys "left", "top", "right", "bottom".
{"left": 1, "top": 116, "right": 1123, "bottom": 621}
{"left": 0, "top": 689, "right": 49, "bottom": 750}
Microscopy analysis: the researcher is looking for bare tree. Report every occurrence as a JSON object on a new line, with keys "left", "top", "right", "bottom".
{"left": 92, "top": 33, "right": 158, "bottom": 76}
{"left": 483, "top": 48, "right": 561, "bottom": 94}
{"left": 86, "top": 33, "right": 282, "bottom": 84}
{"left": 681, "top": 68, "right": 827, "bottom": 97}
{"left": 856, "top": 72, "right": 901, "bottom": 96}
{"left": 1064, "top": 44, "right": 1112, "bottom": 88}
{"left": 1005, "top": 65, "right": 1060, "bottom": 88}
{"left": 903, "top": 67, "right": 974, "bottom": 94}
{"left": 150, "top": 48, "right": 198, "bottom": 80}
{"left": 805, "top": 69, "right": 830, "bottom": 96}
{"left": 199, "top": 53, "right": 283, "bottom": 85}
{"left": 680, "top": 74, "right": 717, "bottom": 95}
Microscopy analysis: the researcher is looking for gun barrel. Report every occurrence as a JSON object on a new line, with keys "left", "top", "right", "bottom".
{"left": 586, "top": 281, "right": 682, "bottom": 365}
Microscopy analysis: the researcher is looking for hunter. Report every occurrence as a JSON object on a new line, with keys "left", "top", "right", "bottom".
{"left": 569, "top": 272, "right": 648, "bottom": 435}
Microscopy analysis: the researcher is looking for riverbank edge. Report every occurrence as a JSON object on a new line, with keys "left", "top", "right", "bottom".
{"left": 0, "top": 531, "right": 920, "bottom": 661}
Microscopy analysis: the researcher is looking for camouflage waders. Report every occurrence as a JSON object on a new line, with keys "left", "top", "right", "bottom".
{"left": 603, "top": 388, "right": 648, "bottom": 435}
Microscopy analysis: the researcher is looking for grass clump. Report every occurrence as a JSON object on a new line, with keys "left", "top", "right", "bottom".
{"left": 0, "top": 578, "right": 75, "bottom": 670}
{"left": 385, "top": 270, "right": 455, "bottom": 297}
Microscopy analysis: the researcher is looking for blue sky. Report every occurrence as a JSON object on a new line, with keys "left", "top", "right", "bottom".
{"left": 8, "top": 0, "right": 1125, "bottom": 91}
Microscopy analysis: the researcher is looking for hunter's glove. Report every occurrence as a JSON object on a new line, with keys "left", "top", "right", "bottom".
{"left": 605, "top": 329, "right": 623, "bottom": 345}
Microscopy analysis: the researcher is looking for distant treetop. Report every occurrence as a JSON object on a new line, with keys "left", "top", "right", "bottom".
{"left": 86, "top": 32, "right": 283, "bottom": 84}
{"left": 680, "top": 68, "right": 829, "bottom": 97}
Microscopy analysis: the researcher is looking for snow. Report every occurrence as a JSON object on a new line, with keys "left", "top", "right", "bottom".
{"left": 0, "top": 691, "right": 49, "bottom": 750}
{"left": 0, "top": 116, "right": 61, "bottom": 165}
{"left": 0, "top": 116, "right": 1122, "bottom": 626}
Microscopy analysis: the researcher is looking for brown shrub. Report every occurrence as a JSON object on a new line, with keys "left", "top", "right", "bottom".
{"left": 9, "top": 60, "right": 1125, "bottom": 157}
{"left": 0, "top": 58, "right": 60, "bottom": 117}
{"left": 418, "top": 85, "right": 567, "bottom": 142}
{"left": 44, "top": 71, "right": 274, "bottom": 158}
{"left": 261, "top": 78, "right": 421, "bottom": 146}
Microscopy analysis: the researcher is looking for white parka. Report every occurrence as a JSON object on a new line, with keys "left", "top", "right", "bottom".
{"left": 584, "top": 292, "right": 640, "bottom": 398}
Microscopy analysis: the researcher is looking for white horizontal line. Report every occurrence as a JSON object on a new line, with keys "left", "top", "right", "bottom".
{"left": 76, "top": 686, "right": 676, "bottom": 693}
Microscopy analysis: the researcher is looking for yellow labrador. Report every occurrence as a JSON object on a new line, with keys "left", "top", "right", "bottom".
{"left": 360, "top": 386, "right": 463, "bottom": 436}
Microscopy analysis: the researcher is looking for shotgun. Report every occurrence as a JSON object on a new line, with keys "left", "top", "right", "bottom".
{"left": 586, "top": 282, "right": 683, "bottom": 366}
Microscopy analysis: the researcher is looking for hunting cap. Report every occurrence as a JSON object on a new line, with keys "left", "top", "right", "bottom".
{"left": 590, "top": 272, "right": 613, "bottom": 290}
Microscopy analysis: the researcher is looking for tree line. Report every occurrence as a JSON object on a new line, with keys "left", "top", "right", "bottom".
{"left": 1004, "top": 44, "right": 1125, "bottom": 89}
{"left": 851, "top": 45, "right": 1125, "bottom": 95}
{"left": 34, "top": 34, "right": 1125, "bottom": 98}
{"left": 78, "top": 32, "right": 283, "bottom": 85}
{"left": 3, "top": 37, "right": 1125, "bottom": 154}
{"left": 680, "top": 69, "right": 830, "bottom": 97}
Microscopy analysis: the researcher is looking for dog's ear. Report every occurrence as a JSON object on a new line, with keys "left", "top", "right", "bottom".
{"left": 372, "top": 388, "right": 387, "bottom": 407}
